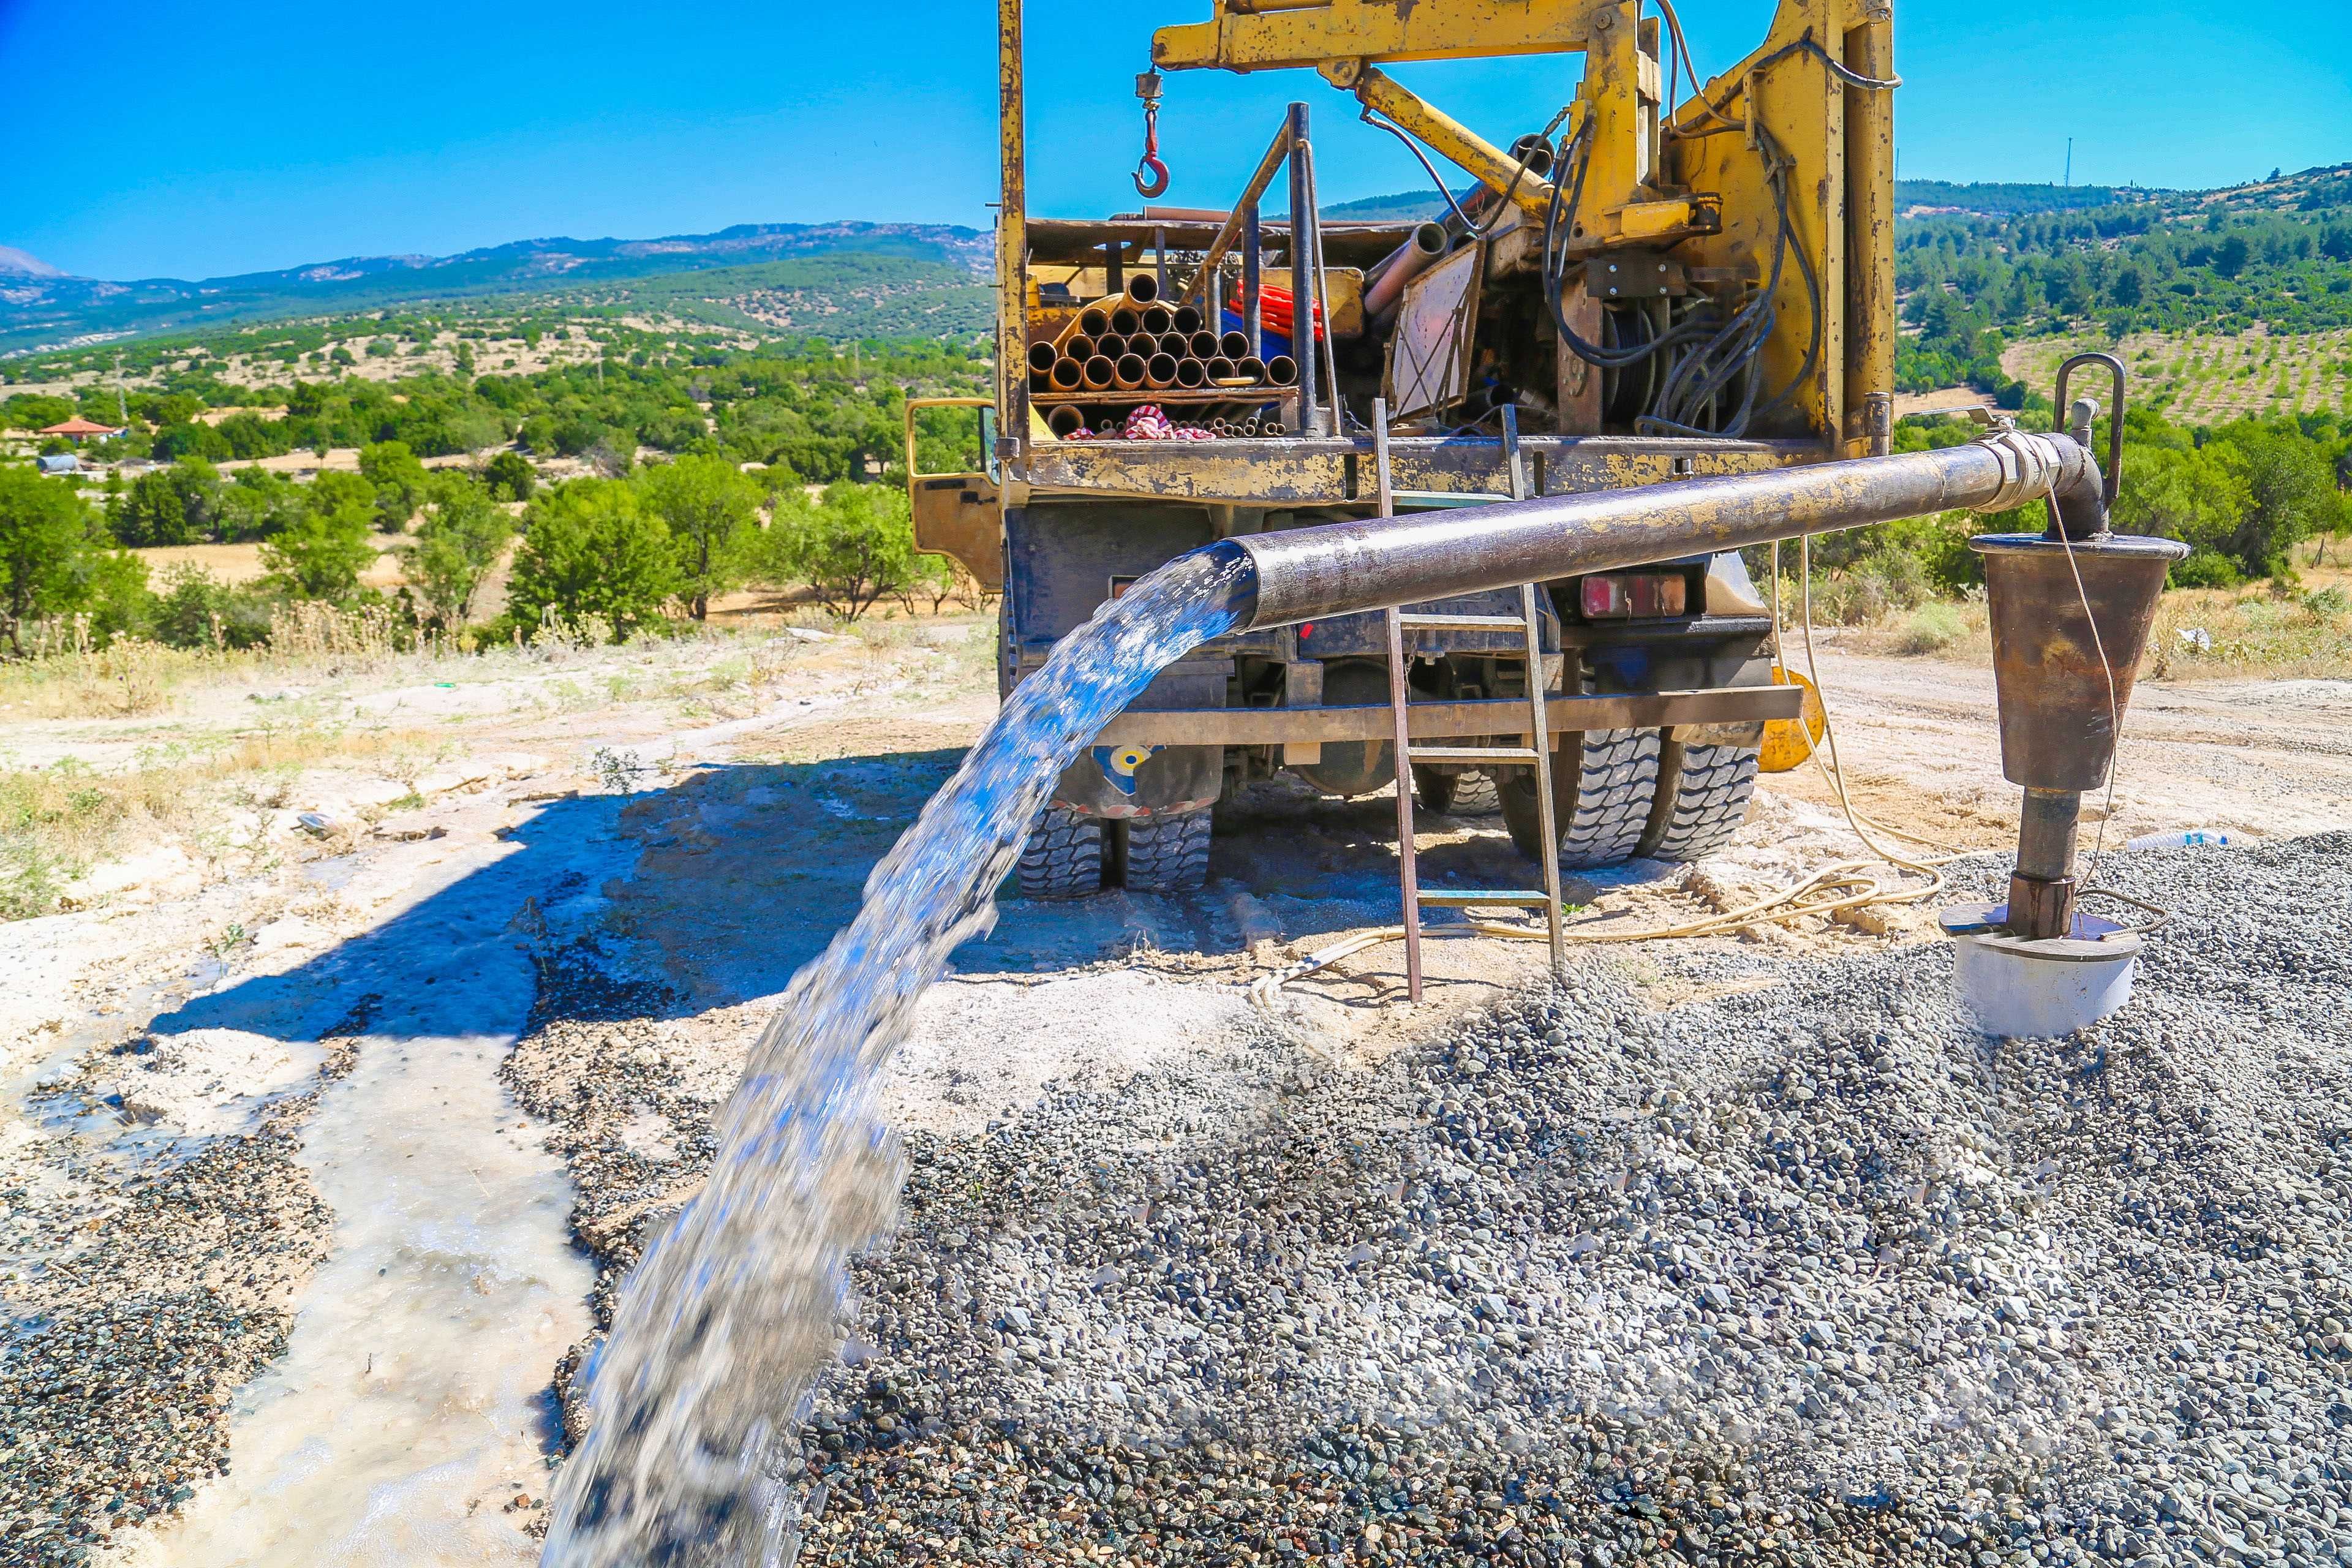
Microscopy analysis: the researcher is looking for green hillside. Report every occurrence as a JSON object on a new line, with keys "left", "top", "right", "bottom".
{"left": 0, "top": 224, "right": 988, "bottom": 358}
{"left": 1896, "top": 164, "right": 2352, "bottom": 415}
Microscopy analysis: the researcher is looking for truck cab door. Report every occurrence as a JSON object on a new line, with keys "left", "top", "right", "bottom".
{"left": 905, "top": 397, "right": 1003, "bottom": 593}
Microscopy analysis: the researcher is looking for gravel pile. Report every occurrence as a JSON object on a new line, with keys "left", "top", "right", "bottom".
{"left": 540, "top": 834, "right": 2352, "bottom": 1566}
{"left": 1, "top": 1035, "right": 353, "bottom": 1567}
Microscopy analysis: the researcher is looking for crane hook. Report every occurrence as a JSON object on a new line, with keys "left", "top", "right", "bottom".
{"left": 1132, "top": 71, "right": 1169, "bottom": 199}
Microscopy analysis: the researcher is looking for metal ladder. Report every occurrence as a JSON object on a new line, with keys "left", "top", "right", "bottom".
{"left": 1376, "top": 402, "right": 1566, "bottom": 1001}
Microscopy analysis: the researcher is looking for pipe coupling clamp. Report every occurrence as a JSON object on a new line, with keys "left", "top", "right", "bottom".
{"left": 1971, "top": 430, "right": 2065, "bottom": 514}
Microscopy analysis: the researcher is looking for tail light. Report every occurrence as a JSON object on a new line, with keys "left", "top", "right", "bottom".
{"left": 1579, "top": 572, "right": 1688, "bottom": 620}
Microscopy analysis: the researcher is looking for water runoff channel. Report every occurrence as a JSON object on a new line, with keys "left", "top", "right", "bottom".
{"left": 541, "top": 426, "right": 2158, "bottom": 1565}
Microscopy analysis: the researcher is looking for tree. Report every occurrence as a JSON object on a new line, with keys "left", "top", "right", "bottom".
{"left": 2211, "top": 422, "right": 2338, "bottom": 576}
{"left": 0, "top": 465, "right": 99, "bottom": 655}
{"left": 217, "top": 467, "right": 309, "bottom": 542}
{"left": 109, "top": 457, "right": 221, "bottom": 547}
{"left": 260, "top": 489, "right": 376, "bottom": 601}
{"left": 2, "top": 393, "right": 75, "bottom": 432}
{"left": 483, "top": 449, "right": 536, "bottom": 502}
{"left": 506, "top": 480, "right": 679, "bottom": 643}
{"left": 764, "top": 481, "right": 919, "bottom": 621}
{"left": 358, "top": 440, "right": 431, "bottom": 530}
{"left": 409, "top": 475, "right": 514, "bottom": 631}
{"left": 636, "top": 454, "right": 758, "bottom": 619}
{"left": 2111, "top": 443, "right": 2255, "bottom": 581}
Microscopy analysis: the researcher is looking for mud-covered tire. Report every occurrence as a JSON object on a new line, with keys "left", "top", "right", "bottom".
{"left": 1123, "top": 808, "right": 1213, "bottom": 894}
{"left": 1640, "top": 741, "right": 1760, "bottom": 862}
{"left": 1411, "top": 766, "right": 1502, "bottom": 817}
{"left": 1411, "top": 765, "right": 1458, "bottom": 815}
{"left": 1498, "top": 728, "right": 1663, "bottom": 869}
{"left": 1017, "top": 807, "right": 1104, "bottom": 899}
{"left": 1448, "top": 769, "right": 1501, "bottom": 816}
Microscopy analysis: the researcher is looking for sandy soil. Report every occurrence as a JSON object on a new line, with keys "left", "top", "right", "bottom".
{"left": 1889, "top": 386, "right": 1994, "bottom": 420}
{"left": 2, "top": 614, "right": 2345, "bottom": 1565}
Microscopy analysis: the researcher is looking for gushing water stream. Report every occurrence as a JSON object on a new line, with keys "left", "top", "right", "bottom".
{"left": 541, "top": 546, "right": 1253, "bottom": 1566}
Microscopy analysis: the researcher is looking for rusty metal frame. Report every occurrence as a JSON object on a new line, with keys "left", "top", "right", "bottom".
{"left": 1022, "top": 432, "right": 1816, "bottom": 505}
{"left": 1091, "top": 685, "right": 1798, "bottom": 747}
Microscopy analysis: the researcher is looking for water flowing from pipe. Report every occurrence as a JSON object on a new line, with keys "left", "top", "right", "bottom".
{"left": 540, "top": 545, "right": 1254, "bottom": 1567}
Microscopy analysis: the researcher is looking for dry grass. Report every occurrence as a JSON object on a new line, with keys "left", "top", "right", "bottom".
{"left": 0, "top": 637, "right": 211, "bottom": 721}
{"left": 0, "top": 722, "right": 447, "bottom": 921}
{"left": 2144, "top": 582, "right": 2352, "bottom": 680}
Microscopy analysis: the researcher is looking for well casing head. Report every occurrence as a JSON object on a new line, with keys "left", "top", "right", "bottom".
{"left": 1970, "top": 532, "right": 2187, "bottom": 793}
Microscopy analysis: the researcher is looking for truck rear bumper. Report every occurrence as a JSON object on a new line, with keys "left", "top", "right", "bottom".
{"left": 1091, "top": 684, "right": 1800, "bottom": 748}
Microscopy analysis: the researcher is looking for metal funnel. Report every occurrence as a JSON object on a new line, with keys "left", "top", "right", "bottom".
{"left": 1969, "top": 530, "right": 2185, "bottom": 940}
{"left": 1970, "top": 532, "right": 2185, "bottom": 793}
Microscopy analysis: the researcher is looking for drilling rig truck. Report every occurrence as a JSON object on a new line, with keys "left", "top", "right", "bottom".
{"left": 907, "top": 0, "right": 1895, "bottom": 899}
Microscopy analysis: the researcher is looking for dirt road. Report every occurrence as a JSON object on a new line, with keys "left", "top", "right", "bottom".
{"left": 1, "top": 619, "right": 2343, "bottom": 1564}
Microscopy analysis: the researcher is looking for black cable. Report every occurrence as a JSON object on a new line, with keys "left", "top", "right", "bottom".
{"left": 1360, "top": 105, "right": 1520, "bottom": 241}
{"left": 1542, "top": 124, "right": 1692, "bottom": 368}
{"left": 1673, "top": 30, "right": 1900, "bottom": 144}
{"left": 1628, "top": 132, "right": 1800, "bottom": 437}
{"left": 1359, "top": 99, "right": 1571, "bottom": 244}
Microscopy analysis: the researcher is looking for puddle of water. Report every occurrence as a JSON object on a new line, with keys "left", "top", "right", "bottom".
{"left": 110, "top": 815, "right": 619, "bottom": 1566}
{"left": 115, "top": 1025, "right": 590, "bottom": 1566}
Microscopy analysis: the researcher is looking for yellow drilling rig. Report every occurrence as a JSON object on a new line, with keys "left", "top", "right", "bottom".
{"left": 909, "top": 0, "right": 1898, "bottom": 899}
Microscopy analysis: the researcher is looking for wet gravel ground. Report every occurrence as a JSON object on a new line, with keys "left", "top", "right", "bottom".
{"left": 540, "top": 833, "right": 2352, "bottom": 1567}
{"left": 0, "top": 1036, "right": 355, "bottom": 1568}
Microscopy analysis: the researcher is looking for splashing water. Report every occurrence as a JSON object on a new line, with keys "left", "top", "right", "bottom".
{"left": 540, "top": 545, "right": 1254, "bottom": 1566}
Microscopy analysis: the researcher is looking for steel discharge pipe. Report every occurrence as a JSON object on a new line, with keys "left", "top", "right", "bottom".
{"left": 1226, "top": 432, "right": 2109, "bottom": 630}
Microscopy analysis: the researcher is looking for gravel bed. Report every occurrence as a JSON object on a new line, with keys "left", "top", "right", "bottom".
{"left": 1, "top": 1036, "right": 355, "bottom": 1567}
{"left": 535, "top": 834, "right": 2352, "bottom": 1566}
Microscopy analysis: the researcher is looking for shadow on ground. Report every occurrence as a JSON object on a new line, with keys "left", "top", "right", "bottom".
{"left": 146, "top": 741, "right": 1563, "bottom": 1046}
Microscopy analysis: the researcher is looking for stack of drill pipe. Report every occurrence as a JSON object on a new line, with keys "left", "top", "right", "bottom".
{"left": 1362, "top": 221, "right": 1449, "bottom": 323}
{"left": 1032, "top": 273, "right": 1291, "bottom": 426}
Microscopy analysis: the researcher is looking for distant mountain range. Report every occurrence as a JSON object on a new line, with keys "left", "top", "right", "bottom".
{"left": 0, "top": 222, "right": 989, "bottom": 356}
{"left": 9, "top": 164, "right": 2346, "bottom": 358}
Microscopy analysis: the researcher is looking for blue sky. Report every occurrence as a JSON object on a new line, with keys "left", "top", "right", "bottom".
{"left": 2, "top": 0, "right": 2346, "bottom": 282}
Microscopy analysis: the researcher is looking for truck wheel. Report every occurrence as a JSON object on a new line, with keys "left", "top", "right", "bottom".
{"left": 1449, "top": 769, "right": 1502, "bottom": 816}
{"left": 1498, "top": 728, "right": 1662, "bottom": 869}
{"left": 1410, "top": 765, "right": 1458, "bottom": 815}
{"left": 1017, "top": 807, "right": 1104, "bottom": 899}
{"left": 1640, "top": 741, "right": 1760, "bottom": 862}
{"left": 1410, "top": 766, "right": 1502, "bottom": 817}
{"left": 1123, "top": 808, "right": 1213, "bottom": 894}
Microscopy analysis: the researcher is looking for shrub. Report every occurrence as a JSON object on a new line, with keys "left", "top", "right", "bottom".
{"left": 409, "top": 475, "right": 514, "bottom": 631}
{"left": 2170, "top": 550, "right": 2242, "bottom": 589}
{"left": 507, "top": 480, "right": 679, "bottom": 643}
{"left": 483, "top": 449, "right": 536, "bottom": 502}
{"left": 1890, "top": 600, "right": 1969, "bottom": 655}
{"left": 151, "top": 565, "right": 273, "bottom": 650}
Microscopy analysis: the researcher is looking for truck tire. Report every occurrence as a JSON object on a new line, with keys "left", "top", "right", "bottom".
{"left": 1411, "top": 766, "right": 1502, "bottom": 817}
{"left": 1498, "top": 728, "right": 1662, "bottom": 869}
{"left": 1640, "top": 741, "right": 1760, "bottom": 862}
{"left": 1017, "top": 807, "right": 1104, "bottom": 899}
{"left": 1448, "top": 769, "right": 1502, "bottom": 816}
{"left": 1123, "top": 808, "right": 1213, "bottom": 894}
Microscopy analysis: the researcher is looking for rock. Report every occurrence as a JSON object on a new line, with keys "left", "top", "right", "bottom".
{"left": 58, "top": 844, "right": 201, "bottom": 910}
